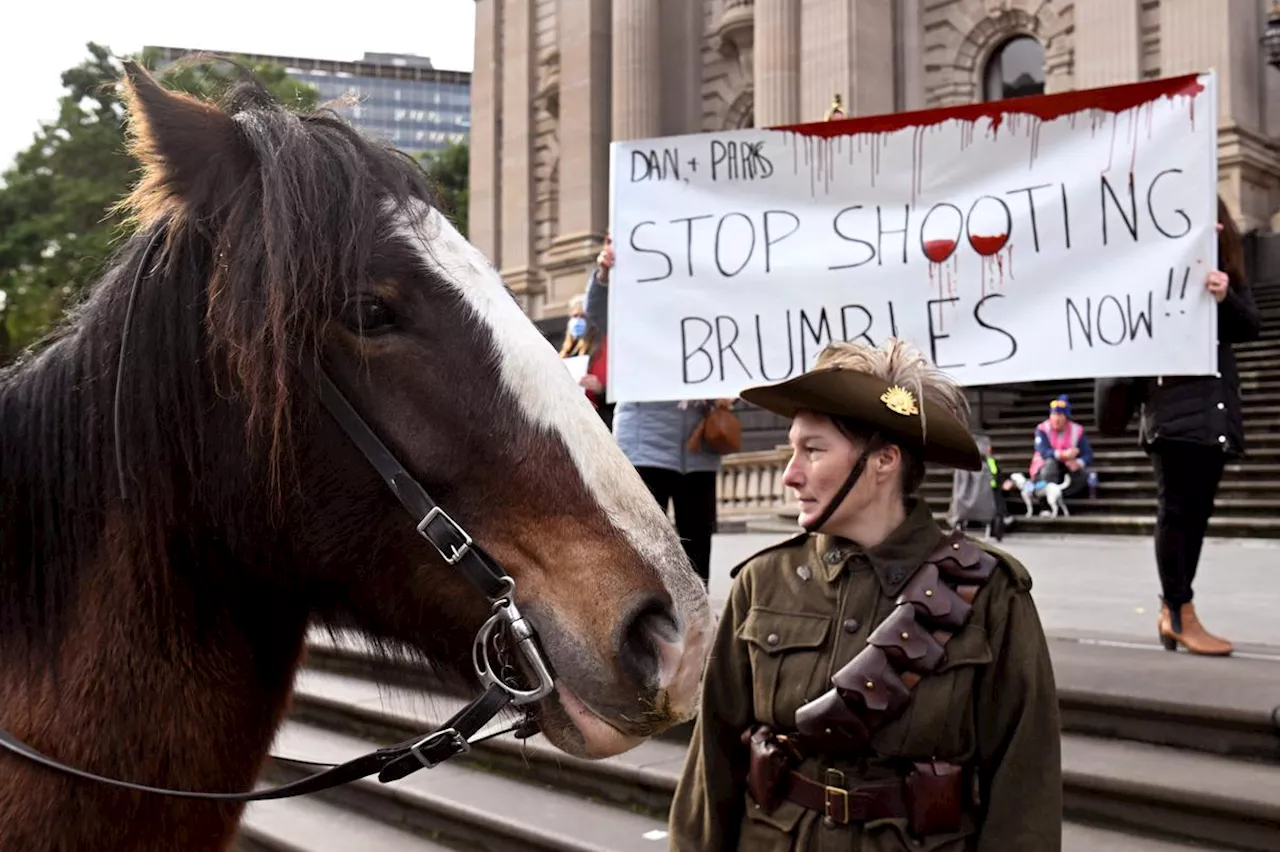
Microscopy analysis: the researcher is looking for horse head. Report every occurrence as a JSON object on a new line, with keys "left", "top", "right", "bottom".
{"left": 0, "top": 60, "right": 712, "bottom": 847}
{"left": 141, "top": 61, "right": 713, "bottom": 756}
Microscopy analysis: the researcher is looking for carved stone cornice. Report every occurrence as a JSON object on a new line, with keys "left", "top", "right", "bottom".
{"left": 501, "top": 265, "right": 544, "bottom": 297}
{"left": 716, "top": 0, "right": 755, "bottom": 70}
{"left": 545, "top": 231, "right": 606, "bottom": 274}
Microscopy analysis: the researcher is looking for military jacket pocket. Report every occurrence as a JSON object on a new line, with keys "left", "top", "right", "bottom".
{"left": 737, "top": 607, "right": 831, "bottom": 727}
{"left": 740, "top": 796, "right": 808, "bottom": 851}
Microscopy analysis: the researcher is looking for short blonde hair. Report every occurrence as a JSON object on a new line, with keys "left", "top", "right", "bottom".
{"left": 813, "top": 337, "right": 971, "bottom": 494}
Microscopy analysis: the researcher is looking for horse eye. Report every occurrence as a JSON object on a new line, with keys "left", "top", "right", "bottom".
{"left": 342, "top": 297, "right": 396, "bottom": 335}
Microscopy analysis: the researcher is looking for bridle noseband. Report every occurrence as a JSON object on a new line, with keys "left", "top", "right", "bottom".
{"left": 0, "top": 223, "right": 556, "bottom": 801}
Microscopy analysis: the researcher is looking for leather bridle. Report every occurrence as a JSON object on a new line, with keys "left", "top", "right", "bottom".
{"left": 0, "top": 221, "right": 557, "bottom": 801}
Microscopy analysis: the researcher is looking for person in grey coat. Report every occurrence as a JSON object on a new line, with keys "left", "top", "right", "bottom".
{"left": 584, "top": 233, "right": 722, "bottom": 584}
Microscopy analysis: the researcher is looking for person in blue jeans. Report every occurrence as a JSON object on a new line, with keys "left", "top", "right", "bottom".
{"left": 585, "top": 233, "right": 721, "bottom": 584}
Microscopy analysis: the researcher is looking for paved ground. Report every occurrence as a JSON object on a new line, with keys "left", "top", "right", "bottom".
{"left": 706, "top": 531, "right": 1280, "bottom": 652}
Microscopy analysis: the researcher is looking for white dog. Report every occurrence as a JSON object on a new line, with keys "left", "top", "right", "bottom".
{"left": 1042, "top": 475, "right": 1072, "bottom": 518}
{"left": 1008, "top": 472, "right": 1072, "bottom": 518}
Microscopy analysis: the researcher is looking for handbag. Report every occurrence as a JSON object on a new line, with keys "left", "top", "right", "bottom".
{"left": 687, "top": 404, "right": 742, "bottom": 455}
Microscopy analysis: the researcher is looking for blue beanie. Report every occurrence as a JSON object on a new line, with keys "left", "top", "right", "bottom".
{"left": 1049, "top": 395, "right": 1071, "bottom": 417}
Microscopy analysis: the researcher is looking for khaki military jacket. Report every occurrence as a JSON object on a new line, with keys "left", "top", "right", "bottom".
{"left": 668, "top": 499, "right": 1062, "bottom": 851}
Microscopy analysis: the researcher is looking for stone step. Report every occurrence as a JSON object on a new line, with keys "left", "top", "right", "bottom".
{"left": 238, "top": 793, "right": 1221, "bottom": 852}
{"left": 988, "top": 397, "right": 1280, "bottom": 421}
{"left": 921, "top": 478, "right": 1280, "bottom": 502}
{"left": 750, "top": 511, "right": 1280, "bottom": 538}
{"left": 1007, "top": 374, "right": 1280, "bottom": 394}
{"left": 977, "top": 425, "right": 1280, "bottom": 448}
{"left": 261, "top": 649, "right": 1280, "bottom": 852}
{"left": 260, "top": 721, "right": 673, "bottom": 852}
{"left": 925, "top": 494, "right": 1280, "bottom": 519}
{"left": 250, "top": 721, "right": 1227, "bottom": 852}
{"left": 928, "top": 512, "right": 1280, "bottom": 538}
{"left": 302, "top": 633, "right": 1280, "bottom": 763}
{"left": 989, "top": 407, "right": 1280, "bottom": 431}
{"left": 237, "top": 793, "right": 453, "bottom": 852}
{"left": 923, "top": 460, "right": 1280, "bottom": 483}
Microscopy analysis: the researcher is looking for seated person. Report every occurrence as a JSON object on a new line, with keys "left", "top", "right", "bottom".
{"left": 1029, "top": 395, "right": 1096, "bottom": 498}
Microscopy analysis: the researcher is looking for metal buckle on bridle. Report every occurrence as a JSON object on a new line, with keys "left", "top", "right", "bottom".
{"left": 408, "top": 727, "right": 470, "bottom": 769}
{"left": 472, "top": 577, "right": 555, "bottom": 706}
{"left": 416, "top": 506, "right": 473, "bottom": 565}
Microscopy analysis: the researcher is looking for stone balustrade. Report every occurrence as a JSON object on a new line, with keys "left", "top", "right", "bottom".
{"left": 715, "top": 445, "right": 797, "bottom": 521}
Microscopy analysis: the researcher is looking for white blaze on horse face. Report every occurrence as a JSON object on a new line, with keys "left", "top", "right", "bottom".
{"left": 389, "top": 201, "right": 707, "bottom": 615}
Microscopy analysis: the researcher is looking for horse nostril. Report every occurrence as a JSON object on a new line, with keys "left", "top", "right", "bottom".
{"left": 617, "top": 595, "right": 680, "bottom": 689}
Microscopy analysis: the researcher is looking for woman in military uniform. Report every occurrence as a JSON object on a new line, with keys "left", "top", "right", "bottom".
{"left": 668, "top": 338, "right": 1062, "bottom": 851}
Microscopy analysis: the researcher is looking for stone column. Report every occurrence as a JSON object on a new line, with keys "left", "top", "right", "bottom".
{"left": 800, "top": 0, "right": 851, "bottom": 121}
{"left": 500, "top": 0, "right": 538, "bottom": 300}
{"left": 1161, "top": 0, "right": 1256, "bottom": 126}
{"left": 545, "top": 0, "right": 612, "bottom": 309}
{"left": 1161, "top": 0, "right": 1272, "bottom": 230}
{"left": 850, "top": 0, "right": 894, "bottom": 117}
{"left": 661, "top": 0, "right": 703, "bottom": 134}
{"left": 896, "top": 0, "right": 924, "bottom": 112}
{"left": 1074, "top": 0, "right": 1142, "bottom": 88}
{"left": 755, "top": 0, "right": 801, "bottom": 126}
{"left": 468, "top": 0, "right": 501, "bottom": 262}
{"left": 612, "top": 0, "right": 663, "bottom": 140}
{"left": 556, "top": 0, "right": 611, "bottom": 235}
{"left": 801, "top": 0, "right": 893, "bottom": 120}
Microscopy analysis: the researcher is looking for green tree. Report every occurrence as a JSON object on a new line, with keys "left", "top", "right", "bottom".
{"left": 0, "top": 43, "right": 318, "bottom": 360}
{"left": 418, "top": 138, "right": 469, "bottom": 239}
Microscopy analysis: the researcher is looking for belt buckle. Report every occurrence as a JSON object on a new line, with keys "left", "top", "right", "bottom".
{"left": 823, "top": 768, "right": 849, "bottom": 824}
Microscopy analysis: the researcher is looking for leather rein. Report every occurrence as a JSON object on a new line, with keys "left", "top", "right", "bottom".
{"left": 0, "top": 222, "right": 557, "bottom": 801}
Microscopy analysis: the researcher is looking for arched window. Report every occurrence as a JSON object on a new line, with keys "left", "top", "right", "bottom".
{"left": 983, "top": 36, "right": 1045, "bottom": 102}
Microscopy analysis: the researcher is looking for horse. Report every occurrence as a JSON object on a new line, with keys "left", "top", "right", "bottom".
{"left": 0, "top": 60, "right": 713, "bottom": 851}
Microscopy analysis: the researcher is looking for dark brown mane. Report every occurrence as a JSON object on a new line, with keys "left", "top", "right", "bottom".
{"left": 0, "top": 67, "right": 441, "bottom": 663}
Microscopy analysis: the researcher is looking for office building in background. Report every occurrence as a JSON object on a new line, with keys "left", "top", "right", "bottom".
{"left": 148, "top": 46, "right": 471, "bottom": 157}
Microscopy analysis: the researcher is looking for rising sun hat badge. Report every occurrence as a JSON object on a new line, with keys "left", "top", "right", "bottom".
{"left": 880, "top": 385, "right": 919, "bottom": 417}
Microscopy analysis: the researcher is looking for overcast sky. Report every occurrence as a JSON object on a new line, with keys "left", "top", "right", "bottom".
{"left": 0, "top": 0, "right": 477, "bottom": 172}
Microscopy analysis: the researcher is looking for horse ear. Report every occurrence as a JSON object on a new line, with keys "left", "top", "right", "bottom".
{"left": 119, "top": 60, "right": 254, "bottom": 226}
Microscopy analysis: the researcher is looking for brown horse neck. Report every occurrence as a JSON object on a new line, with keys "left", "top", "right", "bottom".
{"left": 0, "top": 531, "right": 312, "bottom": 852}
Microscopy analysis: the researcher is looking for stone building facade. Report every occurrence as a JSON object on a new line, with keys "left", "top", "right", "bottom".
{"left": 469, "top": 0, "right": 1280, "bottom": 326}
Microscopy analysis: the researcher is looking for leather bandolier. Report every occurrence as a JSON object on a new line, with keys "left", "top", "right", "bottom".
{"left": 744, "top": 529, "right": 999, "bottom": 837}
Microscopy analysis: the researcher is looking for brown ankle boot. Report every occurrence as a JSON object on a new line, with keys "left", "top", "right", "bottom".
{"left": 1158, "top": 600, "right": 1233, "bottom": 656}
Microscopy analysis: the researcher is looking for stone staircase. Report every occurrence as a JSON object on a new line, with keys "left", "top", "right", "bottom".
{"left": 233, "top": 634, "right": 1280, "bottom": 851}
{"left": 717, "top": 278, "right": 1280, "bottom": 538}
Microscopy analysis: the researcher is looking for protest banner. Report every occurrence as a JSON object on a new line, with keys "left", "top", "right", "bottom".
{"left": 606, "top": 73, "right": 1219, "bottom": 404}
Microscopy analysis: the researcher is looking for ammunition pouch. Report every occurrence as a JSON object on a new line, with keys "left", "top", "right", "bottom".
{"left": 795, "top": 530, "right": 998, "bottom": 749}
{"left": 904, "top": 760, "right": 966, "bottom": 836}
{"left": 743, "top": 725, "right": 796, "bottom": 812}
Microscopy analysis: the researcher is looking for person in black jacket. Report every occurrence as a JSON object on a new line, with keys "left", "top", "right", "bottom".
{"left": 1096, "top": 196, "right": 1261, "bottom": 657}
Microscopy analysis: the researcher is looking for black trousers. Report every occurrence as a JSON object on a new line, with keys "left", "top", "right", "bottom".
{"left": 1036, "top": 458, "right": 1089, "bottom": 498}
{"left": 1150, "top": 443, "right": 1226, "bottom": 608}
{"left": 636, "top": 466, "right": 717, "bottom": 585}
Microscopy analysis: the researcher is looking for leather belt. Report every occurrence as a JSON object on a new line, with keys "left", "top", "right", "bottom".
{"left": 783, "top": 769, "right": 909, "bottom": 825}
